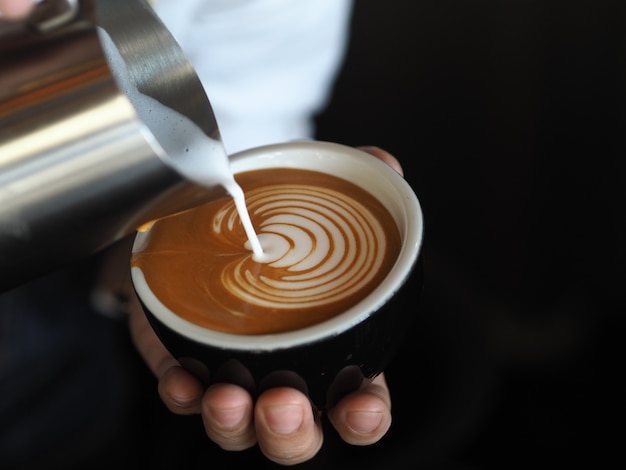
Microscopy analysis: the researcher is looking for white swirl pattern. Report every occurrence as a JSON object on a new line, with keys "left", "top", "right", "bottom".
{"left": 213, "top": 184, "right": 387, "bottom": 310}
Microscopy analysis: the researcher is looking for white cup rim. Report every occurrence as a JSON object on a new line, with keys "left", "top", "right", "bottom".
{"left": 132, "top": 141, "right": 423, "bottom": 351}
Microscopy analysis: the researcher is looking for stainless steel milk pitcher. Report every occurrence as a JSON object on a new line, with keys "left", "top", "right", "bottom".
{"left": 0, "top": 0, "right": 228, "bottom": 291}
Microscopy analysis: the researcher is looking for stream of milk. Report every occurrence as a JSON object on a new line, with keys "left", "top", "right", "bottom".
{"left": 98, "top": 27, "right": 265, "bottom": 260}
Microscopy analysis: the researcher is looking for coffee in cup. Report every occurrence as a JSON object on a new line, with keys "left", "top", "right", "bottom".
{"left": 132, "top": 166, "right": 402, "bottom": 334}
{"left": 131, "top": 141, "right": 423, "bottom": 408}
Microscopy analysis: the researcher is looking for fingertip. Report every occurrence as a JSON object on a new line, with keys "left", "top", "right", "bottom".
{"left": 328, "top": 388, "right": 392, "bottom": 446}
{"left": 255, "top": 387, "right": 312, "bottom": 435}
{"left": 346, "top": 396, "right": 392, "bottom": 441}
{"left": 202, "top": 383, "right": 253, "bottom": 427}
{"left": 356, "top": 145, "right": 404, "bottom": 176}
{"left": 201, "top": 383, "right": 256, "bottom": 450}
{"left": 255, "top": 388, "right": 323, "bottom": 465}
{"left": 157, "top": 365, "right": 204, "bottom": 414}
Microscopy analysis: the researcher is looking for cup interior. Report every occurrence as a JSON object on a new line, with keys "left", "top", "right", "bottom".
{"left": 131, "top": 141, "right": 423, "bottom": 351}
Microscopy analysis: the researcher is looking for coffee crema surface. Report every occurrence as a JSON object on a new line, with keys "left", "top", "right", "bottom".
{"left": 131, "top": 168, "right": 401, "bottom": 334}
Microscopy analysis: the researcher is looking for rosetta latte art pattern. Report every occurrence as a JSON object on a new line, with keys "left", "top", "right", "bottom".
{"left": 214, "top": 184, "right": 387, "bottom": 310}
{"left": 132, "top": 168, "right": 401, "bottom": 334}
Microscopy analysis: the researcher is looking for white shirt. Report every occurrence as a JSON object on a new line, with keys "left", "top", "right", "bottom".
{"left": 152, "top": 0, "right": 353, "bottom": 154}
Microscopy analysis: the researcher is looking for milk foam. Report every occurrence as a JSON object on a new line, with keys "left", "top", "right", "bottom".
{"left": 98, "top": 27, "right": 264, "bottom": 258}
{"left": 215, "top": 183, "right": 387, "bottom": 310}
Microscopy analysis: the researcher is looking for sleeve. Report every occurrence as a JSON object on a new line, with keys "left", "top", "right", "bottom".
{"left": 152, "top": 0, "right": 354, "bottom": 154}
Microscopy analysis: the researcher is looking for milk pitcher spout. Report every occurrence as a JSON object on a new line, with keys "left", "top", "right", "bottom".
{"left": 0, "top": 0, "right": 229, "bottom": 292}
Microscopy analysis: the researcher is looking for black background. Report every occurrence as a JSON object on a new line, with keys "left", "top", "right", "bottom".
{"left": 313, "top": 0, "right": 625, "bottom": 468}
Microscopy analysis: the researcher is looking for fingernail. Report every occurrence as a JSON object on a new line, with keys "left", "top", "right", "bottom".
{"left": 263, "top": 404, "right": 304, "bottom": 434}
{"left": 346, "top": 411, "right": 383, "bottom": 434}
{"left": 209, "top": 404, "right": 247, "bottom": 428}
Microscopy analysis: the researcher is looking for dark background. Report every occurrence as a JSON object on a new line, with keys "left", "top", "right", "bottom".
{"left": 314, "top": 0, "right": 625, "bottom": 468}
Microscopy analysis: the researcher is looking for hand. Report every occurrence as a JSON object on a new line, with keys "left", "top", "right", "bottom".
{"left": 128, "top": 146, "right": 401, "bottom": 465}
{"left": 0, "top": 0, "right": 34, "bottom": 19}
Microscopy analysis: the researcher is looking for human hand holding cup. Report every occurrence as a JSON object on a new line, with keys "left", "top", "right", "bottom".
{"left": 131, "top": 141, "right": 424, "bottom": 411}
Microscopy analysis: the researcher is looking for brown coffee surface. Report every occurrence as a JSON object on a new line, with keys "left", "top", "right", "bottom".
{"left": 132, "top": 168, "right": 401, "bottom": 334}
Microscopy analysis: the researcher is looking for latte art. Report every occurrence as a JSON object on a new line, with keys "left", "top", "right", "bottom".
{"left": 216, "top": 184, "right": 387, "bottom": 310}
{"left": 131, "top": 168, "right": 401, "bottom": 334}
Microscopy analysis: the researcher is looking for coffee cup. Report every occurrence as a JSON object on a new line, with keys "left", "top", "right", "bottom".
{"left": 131, "top": 141, "right": 424, "bottom": 409}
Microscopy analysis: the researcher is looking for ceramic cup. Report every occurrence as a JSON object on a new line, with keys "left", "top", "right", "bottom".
{"left": 131, "top": 141, "right": 424, "bottom": 409}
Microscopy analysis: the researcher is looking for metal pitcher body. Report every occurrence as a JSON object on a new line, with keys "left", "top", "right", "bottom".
{"left": 0, "top": 0, "right": 227, "bottom": 291}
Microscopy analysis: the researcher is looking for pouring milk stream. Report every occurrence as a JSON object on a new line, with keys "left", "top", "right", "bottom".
{"left": 99, "top": 27, "right": 265, "bottom": 261}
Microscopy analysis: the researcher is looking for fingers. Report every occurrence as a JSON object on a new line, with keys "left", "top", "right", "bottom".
{"left": 357, "top": 146, "right": 404, "bottom": 176}
{"left": 254, "top": 387, "right": 324, "bottom": 465}
{"left": 248, "top": 375, "right": 393, "bottom": 464}
{"left": 0, "top": 0, "right": 34, "bottom": 19}
{"left": 201, "top": 385, "right": 324, "bottom": 463}
{"left": 131, "top": 292, "right": 389, "bottom": 461}
{"left": 128, "top": 295, "right": 203, "bottom": 414}
{"left": 129, "top": 296, "right": 323, "bottom": 463}
{"left": 157, "top": 365, "right": 204, "bottom": 415}
{"left": 327, "top": 373, "right": 392, "bottom": 446}
{"left": 200, "top": 383, "right": 257, "bottom": 450}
